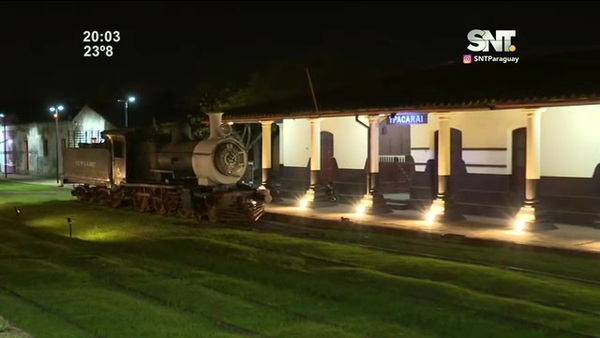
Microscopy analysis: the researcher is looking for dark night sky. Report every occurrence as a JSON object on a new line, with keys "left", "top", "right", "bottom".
{"left": 1, "top": 1, "right": 600, "bottom": 123}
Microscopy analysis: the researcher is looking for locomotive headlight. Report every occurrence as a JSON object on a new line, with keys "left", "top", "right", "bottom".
{"left": 218, "top": 123, "right": 233, "bottom": 137}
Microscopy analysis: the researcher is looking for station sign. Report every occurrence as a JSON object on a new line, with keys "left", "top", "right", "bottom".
{"left": 387, "top": 112, "right": 428, "bottom": 125}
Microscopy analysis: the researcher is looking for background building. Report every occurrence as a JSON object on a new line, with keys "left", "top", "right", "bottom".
{"left": 0, "top": 105, "right": 115, "bottom": 177}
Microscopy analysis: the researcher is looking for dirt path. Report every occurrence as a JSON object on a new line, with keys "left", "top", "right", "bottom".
{"left": 0, "top": 317, "right": 32, "bottom": 338}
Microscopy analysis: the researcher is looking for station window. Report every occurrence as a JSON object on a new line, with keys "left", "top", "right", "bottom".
{"left": 113, "top": 140, "right": 124, "bottom": 158}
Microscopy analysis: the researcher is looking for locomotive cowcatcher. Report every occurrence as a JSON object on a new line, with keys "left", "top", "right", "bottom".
{"left": 62, "top": 112, "right": 271, "bottom": 223}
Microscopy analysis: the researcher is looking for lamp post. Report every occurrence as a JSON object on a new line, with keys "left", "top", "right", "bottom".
{"left": 0, "top": 113, "right": 6, "bottom": 179}
{"left": 118, "top": 96, "right": 136, "bottom": 128}
{"left": 49, "top": 105, "right": 64, "bottom": 185}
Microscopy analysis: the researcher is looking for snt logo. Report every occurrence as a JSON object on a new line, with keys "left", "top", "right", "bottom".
{"left": 467, "top": 29, "right": 517, "bottom": 53}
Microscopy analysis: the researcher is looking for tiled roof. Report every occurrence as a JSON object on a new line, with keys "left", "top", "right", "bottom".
{"left": 224, "top": 49, "right": 600, "bottom": 121}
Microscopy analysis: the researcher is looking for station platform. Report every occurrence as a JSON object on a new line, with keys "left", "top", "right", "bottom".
{"left": 265, "top": 198, "right": 600, "bottom": 255}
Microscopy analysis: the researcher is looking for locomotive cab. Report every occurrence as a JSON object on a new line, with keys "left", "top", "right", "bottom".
{"left": 107, "top": 133, "right": 127, "bottom": 185}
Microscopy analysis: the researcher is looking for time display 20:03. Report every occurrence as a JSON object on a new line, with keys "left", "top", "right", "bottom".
{"left": 83, "top": 30, "right": 120, "bottom": 43}
{"left": 83, "top": 31, "right": 120, "bottom": 57}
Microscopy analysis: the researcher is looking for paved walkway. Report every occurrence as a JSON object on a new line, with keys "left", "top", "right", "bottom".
{"left": 265, "top": 199, "right": 600, "bottom": 255}
{"left": 4, "top": 175, "right": 600, "bottom": 255}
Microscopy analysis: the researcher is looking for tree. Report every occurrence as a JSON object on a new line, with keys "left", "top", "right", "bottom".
{"left": 184, "top": 51, "right": 386, "bottom": 147}
{"left": 227, "top": 51, "right": 389, "bottom": 108}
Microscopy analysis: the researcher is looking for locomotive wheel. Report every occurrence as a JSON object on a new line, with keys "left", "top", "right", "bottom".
{"left": 165, "top": 199, "right": 179, "bottom": 214}
{"left": 134, "top": 194, "right": 150, "bottom": 213}
{"left": 74, "top": 186, "right": 88, "bottom": 202}
{"left": 177, "top": 208, "right": 193, "bottom": 218}
{"left": 97, "top": 190, "right": 111, "bottom": 206}
{"left": 152, "top": 197, "right": 167, "bottom": 216}
{"left": 207, "top": 205, "right": 218, "bottom": 224}
{"left": 111, "top": 195, "right": 123, "bottom": 208}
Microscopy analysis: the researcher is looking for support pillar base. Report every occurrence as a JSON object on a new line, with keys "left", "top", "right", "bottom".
{"left": 514, "top": 204, "right": 556, "bottom": 231}
{"left": 266, "top": 184, "right": 284, "bottom": 203}
{"left": 426, "top": 198, "right": 465, "bottom": 223}
{"left": 299, "top": 186, "right": 332, "bottom": 208}
{"left": 356, "top": 193, "right": 392, "bottom": 214}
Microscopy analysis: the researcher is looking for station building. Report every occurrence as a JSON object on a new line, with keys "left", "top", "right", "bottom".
{"left": 223, "top": 49, "right": 600, "bottom": 227}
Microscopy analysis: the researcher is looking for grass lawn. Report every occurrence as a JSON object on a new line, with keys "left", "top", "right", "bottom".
{"left": 1, "top": 181, "right": 600, "bottom": 337}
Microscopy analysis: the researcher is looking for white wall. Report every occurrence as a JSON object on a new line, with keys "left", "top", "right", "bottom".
{"left": 280, "top": 105, "right": 600, "bottom": 179}
{"left": 541, "top": 105, "right": 600, "bottom": 178}
{"left": 282, "top": 119, "right": 310, "bottom": 167}
{"left": 410, "top": 110, "right": 525, "bottom": 174}
{"left": 409, "top": 105, "right": 600, "bottom": 178}
{"left": 72, "top": 106, "right": 116, "bottom": 137}
{"left": 410, "top": 114, "right": 437, "bottom": 173}
{"left": 282, "top": 116, "right": 368, "bottom": 169}
{"left": 321, "top": 116, "right": 367, "bottom": 169}
{"left": 7, "top": 106, "right": 114, "bottom": 176}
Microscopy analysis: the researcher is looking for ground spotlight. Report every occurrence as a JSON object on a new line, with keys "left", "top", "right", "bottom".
{"left": 513, "top": 219, "right": 526, "bottom": 232}
{"left": 425, "top": 211, "right": 437, "bottom": 224}
{"left": 299, "top": 199, "right": 308, "bottom": 208}
{"left": 67, "top": 217, "right": 73, "bottom": 238}
{"left": 512, "top": 208, "right": 534, "bottom": 232}
{"left": 425, "top": 200, "right": 444, "bottom": 225}
{"left": 355, "top": 204, "right": 366, "bottom": 215}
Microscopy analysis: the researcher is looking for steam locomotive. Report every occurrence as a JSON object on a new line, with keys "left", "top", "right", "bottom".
{"left": 62, "top": 112, "right": 271, "bottom": 222}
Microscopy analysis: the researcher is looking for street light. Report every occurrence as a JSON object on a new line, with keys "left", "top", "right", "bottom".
{"left": 49, "top": 105, "right": 64, "bottom": 185}
{"left": 0, "top": 113, "right": 6, "bottom": 178}
{"left": 118, "top": 96, "right": 136, "bottom": 128}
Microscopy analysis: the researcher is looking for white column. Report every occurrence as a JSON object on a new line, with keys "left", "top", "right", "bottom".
{"left": 276, "top": 122, "right": 284, "bottom": 167}
{"left": 438, "top": 113, "right": 451, "bottom": 180}
{"left": 357, "top": 115, "right": 390, "bottom": 214}
{"left": 426, "top": 112, "right": 455, "bottom": 221}
{"left": 310, "top": 118, "right": 321, "bottom": 174}
{"left": 514, "top": 108, "right": 547, "bottom": 229}
{"left": 434, "top": 113, "right": 452, "bottom": 205}
{"left": 302, "top": 118, "right": 322, "bottom": 204}
{"left": 525, "top": 109, "right": 542, "bottom": 183}
{"left": 260, "top": 121, "right": 273, "bottom": 187}
{"left": 368, "top": 115, "right": 380, "bottom": 175}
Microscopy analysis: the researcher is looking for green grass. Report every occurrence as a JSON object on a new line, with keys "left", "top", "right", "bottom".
{"left": 1, "top": 181, "right": 600, "bottom": 337}
{"left": 0, "top": 181, "right": 59, "bottom": 191}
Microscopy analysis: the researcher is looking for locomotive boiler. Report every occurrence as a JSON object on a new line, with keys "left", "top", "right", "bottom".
{"left": 62, "top": 112, "right": 269, "bottom": 223}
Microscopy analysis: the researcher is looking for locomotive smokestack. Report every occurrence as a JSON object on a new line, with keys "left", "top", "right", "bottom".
{"left": 207, "top": 112, "right": 224, "bottom": 140}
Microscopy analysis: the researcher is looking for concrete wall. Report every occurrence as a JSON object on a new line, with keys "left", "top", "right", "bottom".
{"left": 281, "top": 116, "right": 368, "bottom": 170}
{"left": 541, "top": 105, "right": 600, "bottom": 178}
{"left": 409, "top": 105, "right": 600, "bottom": 178}
{"left": 410, "top": 110, "right": 525, "bottom": 175}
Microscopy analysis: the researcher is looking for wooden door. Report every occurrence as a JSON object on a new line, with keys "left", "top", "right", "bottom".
{"left": 511, "top": 128, "right": 526, "bottom": 196}
{"left": 433, "top": 129, "right": 463, "bottom": 199}
{"left": 320, "top": 131, "right": 334, "bottom": 185}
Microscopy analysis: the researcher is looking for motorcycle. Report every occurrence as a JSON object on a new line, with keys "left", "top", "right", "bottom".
{"left": 325, "top": 183, "right": 338, "bottom": 203}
